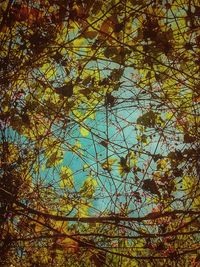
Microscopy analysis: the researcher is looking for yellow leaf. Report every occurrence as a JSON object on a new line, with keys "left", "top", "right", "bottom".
{"left": 101, "top": 158, "right": 117, "bottom": 171}
{"left": 56, "top": 236, "right": 79, "bottom": 253}
{"left": 71, "top": 141, "right": 82, "bottom": 151}
{"left": 182, "top": 175, "right": 200, "bottom": 208}
{"left": 46, "top": 150, "right": 63, "bottom": 168}
{"left": 83, "top": 164, "right": 90, "bottom": 171}
{"left": 77, "top": 201, "right": 89, "bottom": 217}
{"left": 88, "top": 111, "right": 96, "bottom": 120}
{"left": 2, "top": 105, "right": 9, "bottom": 112}
{"left": 80, "top": 176, "right": 97, "bottom": 198}
{"left": 53, "top": 220, "right": 68, "bottom": 232}
{"left": 165, "top": 111, "right": 174, "bottom": 120}
{"left": 40, "top": 63, "right": 56, "bottom": 79}
{"left": 80, "top": 126, "right": 89, "bottom": 137}
{"left": 60, "top": 166, "right": 74, "bottom": 189}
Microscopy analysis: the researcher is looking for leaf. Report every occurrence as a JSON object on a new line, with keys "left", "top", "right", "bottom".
{"left": 60, "top": 166, "right": 74, "bottom": 189}
{"left": 156, "top": 159, "right": 168, "bottom": 170}
{"left": 82, "top": 76, "right": 91, "bottom": 85}
{"left": 137, "top": 111, "right": 157, "bottom": 128}
{"left": 46, "top": 151, "right": 63, "bottom": 168}
{"left": 21, "top": 113, "right": 30, "bottom": 126}
{"left": 71, "top": 141, "right": 82, "bottom": 153}
{"left": 80, "top": 176, "right": 97, "bottom": 198}
{"left": 142, "top": 179, "right": 161, "bottom": 196}
{"left": 110, "top": 68, "right": 124, "bottom": 81}
{"left": 83, "top": 30, "right": 98, "bottom": 39}
{"left": 54, "top": 81, "right": 74, "bottom": 97}
{"left": 114, "top": 22, "right": 124, "bottom": 33}
{"left": 88, "top": 111, "right": 96, "bottom": 120}
{"left": 182, "top": 175, "right": 194, "bottom": 191}
{"left": 184, "top": 133, "right": 196, "bottom": 143}
{"left": 99, "top": 140, "right": 108, "bottom": 147}
{"left": 101, "top": 158, "right": 117, "bottom": 172}
{"left": 56, "top": 235, "right": 79, "bottom": 253}
{"left": 100, "top": 16, "right": 115, "bottom": 34}
{"left": 103, "top": 47, "right": 118, "bottom": 58}
{"left": 52, "top": 52, "right": 63, "bottom": 63}
{"left": 118, "top": 151, "right": 137, "bottom": 176}
{"left": 41, "top": 63, "right": 56, "bottom": 79}
{"left": 77, "top": 204, "right": 89, "bottom": 217}
{"left": 80, "top": 126, "right": 89, "bottom": 137}
{"left": 182, "top": 175, "right": 200, "bottom": 208}
{"left": 105, "top": 93, "right": 115, "bottom": 106}
{"left": 118, "top": 157, "right": 131, "bottom": 176}
{"left": 146, "top": 211, "right": 160, "bottom": 219}
{"left": 73, "top": 37, "right": 85, "bottom": 48}
{"left": 152, "top": 154, "right": 163, "bottom": 162}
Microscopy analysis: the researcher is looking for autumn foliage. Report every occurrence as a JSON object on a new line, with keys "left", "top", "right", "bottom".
{"left": 0, "top": 0, "right": 200, "bottom": 266}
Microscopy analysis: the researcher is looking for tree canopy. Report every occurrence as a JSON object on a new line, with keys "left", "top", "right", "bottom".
{"left": 0, "top": 0, "right": 200, "bottom": 266}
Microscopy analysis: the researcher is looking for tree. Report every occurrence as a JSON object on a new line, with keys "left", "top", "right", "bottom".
{"left": 0, "top": 0, "right": 200, "bottom": 266}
